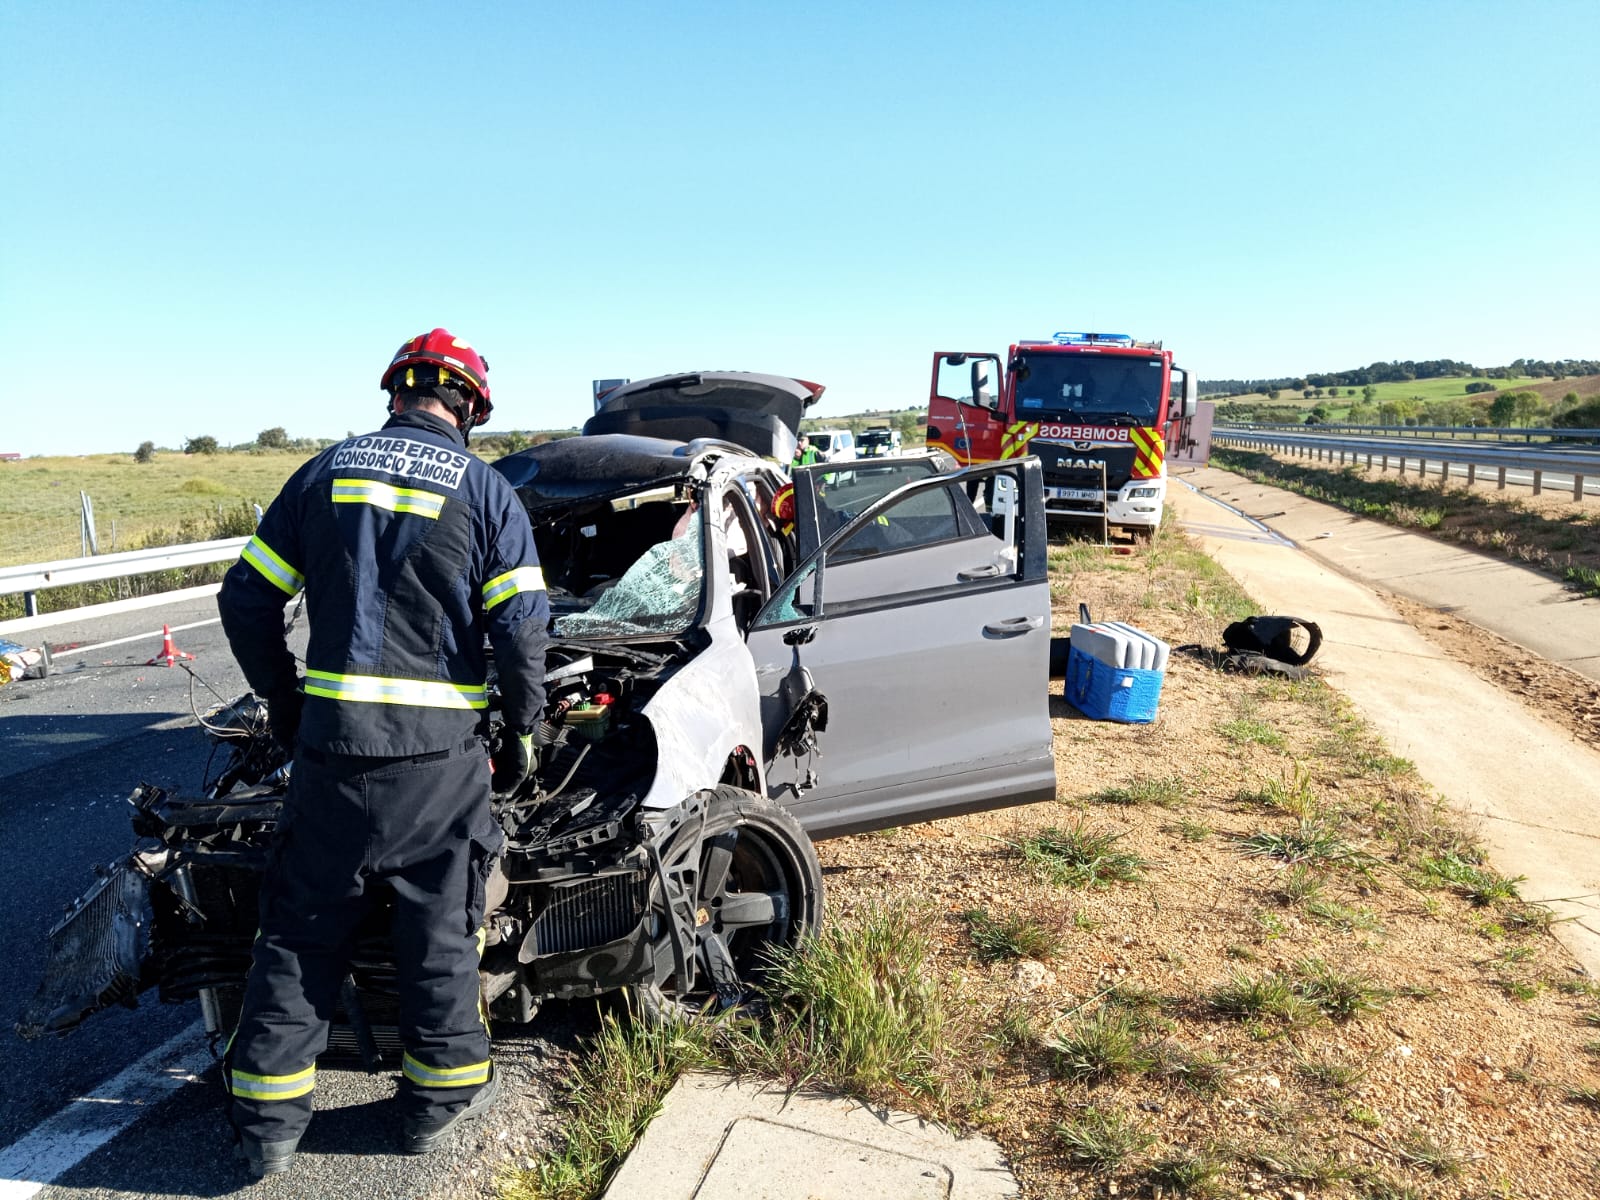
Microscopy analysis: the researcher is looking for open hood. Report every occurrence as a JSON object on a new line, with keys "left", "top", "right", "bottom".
{"left": 584, "top": 372, "right": 824, "bottom": 462}
{"left": 493, "top": 434, "right": 699, "bottom": 513}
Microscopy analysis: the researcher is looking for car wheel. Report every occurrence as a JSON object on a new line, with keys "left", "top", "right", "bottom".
{"left": 636, "top": 785, "right": 823, "bottom": 1023}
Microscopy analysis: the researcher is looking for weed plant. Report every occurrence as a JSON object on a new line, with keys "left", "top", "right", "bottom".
{"left": 1293, "top": 958, "right": 1391, "bottom": 1019}
{"left": 1304, "top": 898, "right": 1382, "bottom": 932}
{"left": 1053, "top": 1105, "right": 1154, "bottom": 1172}
{"left": 1084, "top": 775, "right": 1185, "bottom": 808}
{"left": 962, "top": 908, "right": 1061, "bottom": 962}
{"left": 505, "top": 1006, "right": 719, "bottom": 1200}
{"left": 1151, "top": 1043, "right": 1232, "bottom": 1095}
{"left": 1235, "top": 765, "right": 1321, "bottom": 818}
{"left": 1219, "top": 717, "right": 1285, "bottom": 748}
{"left": 1295, "top": 1051, "right": 1369, "bottom": 1093}
{"left": 1274, "top": 864, "right": 1327, "bottom": 905}
{"left": 1146, "top": 1149, "right": 1224, "bottom": 1195}
{"left": 1020, "top": 822, "right": 1146, "bottom": 888}
{"left": 1397, "top": 1131, "right": 1469, "bottom": 1178}
{"left": 1049, "top": 1009, "right": 1157, "bottom": 1082}
{"left": 1417, "top": 852, "right": 1525, "bottom": 905}
{"left": 1237, "top": 819, "right": 1366, "bottom": 869}
{"left": 1248, "top": 1139, "right": 1352, "bottom": 1184}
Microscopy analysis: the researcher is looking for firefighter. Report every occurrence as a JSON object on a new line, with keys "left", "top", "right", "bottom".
{"left": 216, "top": 328, "right": 549, "bottom": 1176}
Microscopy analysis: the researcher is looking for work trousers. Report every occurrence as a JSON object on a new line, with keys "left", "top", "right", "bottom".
{"left": 225, "top": 739, "right": 504, "bottom": 1145}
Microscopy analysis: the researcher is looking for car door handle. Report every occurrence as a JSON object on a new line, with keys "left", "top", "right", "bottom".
{"left": 958, "top": 564, "right": 1003, "bottom": 581}
{"left": 984, "top": 616, "right": 1042, "bottom": 637}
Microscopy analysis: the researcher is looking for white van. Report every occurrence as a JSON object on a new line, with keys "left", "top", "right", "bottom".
{"left": 857, "top": 428, "right": 902, "bottom": 457}
{"left": 807, "top": 429, "right": 856, "bottom": 462}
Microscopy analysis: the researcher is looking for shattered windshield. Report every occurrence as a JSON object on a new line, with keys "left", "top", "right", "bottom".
{"left": 553, "top": 518, "right": 703, "bottom": 640}
{"left": 1013, "top": 353, "right": 1164, "bottom": 424}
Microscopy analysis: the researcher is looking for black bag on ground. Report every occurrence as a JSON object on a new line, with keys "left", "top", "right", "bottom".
{"left": 1222, "top": 616, "right": 1323, "bottom": 667}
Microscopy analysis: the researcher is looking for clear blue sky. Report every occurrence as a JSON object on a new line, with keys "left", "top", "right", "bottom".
{"left": 4, "top": 1, "right": 1596, "bottom": 456}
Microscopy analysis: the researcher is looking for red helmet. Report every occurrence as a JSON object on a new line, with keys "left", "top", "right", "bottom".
{"left": 380, "top": 328, "right": 493, "bottom": 425}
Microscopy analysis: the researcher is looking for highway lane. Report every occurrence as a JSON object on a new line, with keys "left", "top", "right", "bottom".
{"left": 1215, "top": 431, "right": 1600, "bottom": 497}
{"left": 1, "top": 596, "right": 580, "bottom": 1199}
{"left": 1, "top": 593, "right": 250, "bottom": 781}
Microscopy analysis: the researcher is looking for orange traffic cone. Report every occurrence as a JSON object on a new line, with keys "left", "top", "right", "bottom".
{"left": 147, "top": 624, "right": 196, "bottom": 667}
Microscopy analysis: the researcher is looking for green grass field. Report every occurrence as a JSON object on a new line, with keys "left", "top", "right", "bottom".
{"left": 1221, "top": 376, "right": 1547, "bottom": 410}
{"left": 1210, "top": 375, "right": 1584, "bottom": 424}
{"left": 0, "top": 450, "right": 314, "bottom": 566}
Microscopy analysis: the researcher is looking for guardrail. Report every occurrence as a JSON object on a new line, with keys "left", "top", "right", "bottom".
{"left": 0, "top": 537, "right": 249, "bottom": 617}
{"left": 1212, "top": 429, "right": 1597, "bottom": 501}
{"left": 1223, "top": 422, "right": 1600, "bottom": 442}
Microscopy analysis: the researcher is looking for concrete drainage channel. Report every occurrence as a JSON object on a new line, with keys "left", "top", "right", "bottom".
{"left": 602, "top": 1073, "right": 1017, "bottom": 1199}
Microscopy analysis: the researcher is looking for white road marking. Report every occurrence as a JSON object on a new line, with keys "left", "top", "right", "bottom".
{"left": 67, "top": 617, "right": 222, "bottom": 657}
{"left": 0, "top": 1024, "right": 212, "bottom": 1199}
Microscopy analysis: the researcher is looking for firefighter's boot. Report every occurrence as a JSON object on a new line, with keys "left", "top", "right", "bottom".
{"left": 236, "top": 1133, "right": 301, "bottom": 1178}
{"left": 401, "top": 1069, "right": 500, "bottom": 1155}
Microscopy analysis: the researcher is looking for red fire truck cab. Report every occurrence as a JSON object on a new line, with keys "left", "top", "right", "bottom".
{"left": 926, "top": 333, "right": 1198, "bottom": 539}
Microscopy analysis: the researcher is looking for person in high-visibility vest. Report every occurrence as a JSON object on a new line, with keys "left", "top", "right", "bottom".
{"left": 216, "top": 328, "right": 549, "bottom": 1176}
{"left": 792, "top": 433, "right": 820, "bottom": 467}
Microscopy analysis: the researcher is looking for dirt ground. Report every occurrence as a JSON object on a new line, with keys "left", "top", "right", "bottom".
{"left": 813, "top": 530, "right": 1600, "bottom": 1198}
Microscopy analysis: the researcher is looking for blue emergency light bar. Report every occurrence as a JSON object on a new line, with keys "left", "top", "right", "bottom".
{"left": 1051, "top": 332, "right": 1133, "bottom": 345}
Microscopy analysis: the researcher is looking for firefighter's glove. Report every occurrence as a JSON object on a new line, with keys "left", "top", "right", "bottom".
{"left": 492, "top": 728, "right": 539, "bottom": 796}
{"left": 266, "top": 686, "right": 303, "bottom": 756}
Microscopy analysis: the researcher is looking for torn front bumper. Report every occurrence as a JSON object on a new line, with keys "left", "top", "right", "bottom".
{"left": 17, "top": 861, "right": 153, "bottom": 1039}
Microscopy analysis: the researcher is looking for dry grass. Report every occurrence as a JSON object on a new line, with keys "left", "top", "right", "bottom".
{"left": 503, "top": 517, "right": 1600, "bottom": 1200}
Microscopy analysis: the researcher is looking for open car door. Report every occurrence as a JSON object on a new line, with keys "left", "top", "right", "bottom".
{"left": 746, "top": 458, "right": 1056, "bottom": 839}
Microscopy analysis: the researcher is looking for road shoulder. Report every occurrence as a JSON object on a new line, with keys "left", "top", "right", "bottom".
{"left": 1172, "top": 467, "right": 1600, "bottom": 973}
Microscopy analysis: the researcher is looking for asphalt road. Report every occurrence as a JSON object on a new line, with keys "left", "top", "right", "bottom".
{"left": 1215, "top": 431, "right": 1600, "bottom": 497}
{"left": 0, "top": 596, "right": 585, "bottom": 1200}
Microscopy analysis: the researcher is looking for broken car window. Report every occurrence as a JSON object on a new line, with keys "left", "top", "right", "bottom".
{"left": 554, "top": 519, "right": 702, "bottom": 639}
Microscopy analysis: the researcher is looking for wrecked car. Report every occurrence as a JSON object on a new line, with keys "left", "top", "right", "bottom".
{"left": 22, "top": 371, "right": 1056, "bottom": 1056}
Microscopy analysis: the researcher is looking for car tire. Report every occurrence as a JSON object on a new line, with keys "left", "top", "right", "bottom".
{"left": 636, "top": 785, "right": 823, "bottom": 1023}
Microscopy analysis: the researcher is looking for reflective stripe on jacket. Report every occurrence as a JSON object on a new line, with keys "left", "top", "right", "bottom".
{"left": 219, "top": 409, "right": 549, "bottom": 756}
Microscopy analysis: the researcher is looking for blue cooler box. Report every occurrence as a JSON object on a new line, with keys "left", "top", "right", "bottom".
{"left": 1064, "top": 643, "right": 1164, "bottom": 723}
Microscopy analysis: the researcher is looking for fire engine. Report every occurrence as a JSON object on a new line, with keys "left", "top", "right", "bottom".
{"left": 926, "top": 333, "right": 1197, "bottom": 539}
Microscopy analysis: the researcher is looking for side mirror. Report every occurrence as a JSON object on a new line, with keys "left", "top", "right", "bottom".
{"left": 973, "top": 361, "right": 997, "bottom": 409}
{"left": 1182, "top": 372, "right": 1198, "bottom": 419}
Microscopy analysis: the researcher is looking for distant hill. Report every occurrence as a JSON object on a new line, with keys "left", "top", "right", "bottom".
{"left": 1202, "top": 358, "right": 1599, "bottom": 397}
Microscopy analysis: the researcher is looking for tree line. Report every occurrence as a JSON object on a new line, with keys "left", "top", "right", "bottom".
{"left": 1219, "top": 389, "right": 1598, "bottom": 430}
{"left": 137, "top": 428, "right": 581, "bottom": 463}
{"left": 1203, "top": 358, "right": 1600, "bottom": 396}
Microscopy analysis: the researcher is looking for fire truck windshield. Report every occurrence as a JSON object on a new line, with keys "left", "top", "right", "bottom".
{"left": 1012, "top": 353, "right": 1164, "bottom": 424}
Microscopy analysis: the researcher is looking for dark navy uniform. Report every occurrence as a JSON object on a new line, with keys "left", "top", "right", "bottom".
{"left": 217, "top": 407, "right": 547, "bottom": 1147}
